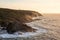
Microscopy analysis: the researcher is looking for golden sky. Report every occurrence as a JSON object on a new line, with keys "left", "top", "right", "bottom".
{"left": 0, "top": 0, "right": 60, "bottom": 14}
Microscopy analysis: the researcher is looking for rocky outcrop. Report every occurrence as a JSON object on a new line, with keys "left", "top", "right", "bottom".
{"left": 0, "top": 8, "right": 42, "bottom": 34}
{"left": 6, "top": 22, "right": 37, "bottom": 34}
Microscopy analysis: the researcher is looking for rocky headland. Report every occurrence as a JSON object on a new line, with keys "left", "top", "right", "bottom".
{"left": 0, "top": 8, "right": 42, "bottom": 34}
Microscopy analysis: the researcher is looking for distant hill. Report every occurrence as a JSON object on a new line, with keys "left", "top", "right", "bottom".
{"left": 0, "top": 8, "right": 42, "bottom": 23}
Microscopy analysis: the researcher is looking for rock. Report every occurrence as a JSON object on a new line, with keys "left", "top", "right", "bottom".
{"left": 0, "top": 8, "right": 42, "bottom": 23}
{"left": 6, "top": 22, "right": 37, "bottom": 34}
{"left": 0, "top": 21, "right": 8, "bottom": 30}
{"left": 0, "top": 8, "right": 42, "bottom": 34}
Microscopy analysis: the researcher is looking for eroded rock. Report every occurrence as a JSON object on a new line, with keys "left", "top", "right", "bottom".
{"left": 6, "top": 22, "right": 37, "bottom": 34}
{"left": 0, "top": 8, "right": 42, "bottom": 34}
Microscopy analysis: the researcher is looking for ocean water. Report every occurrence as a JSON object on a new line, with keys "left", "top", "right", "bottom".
{"left": 41, "top": 14, "right": 60, "bottom": 40}
{"left": 0, "top": 14, "right": 60, "bottom": 40}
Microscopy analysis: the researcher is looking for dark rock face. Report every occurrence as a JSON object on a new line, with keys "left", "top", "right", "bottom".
{"left": 0, "top": 8, "right": 42, "bottom": 34}
{"left": 6, "top": 22, "right": 36, "bottom": 34}
{"left": 0, "top": 21, "right": 9, "bottom": 30}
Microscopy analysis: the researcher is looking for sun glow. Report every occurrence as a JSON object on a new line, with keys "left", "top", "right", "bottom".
{"left": 0, "top": 0, "right": 60, "bottom": 14}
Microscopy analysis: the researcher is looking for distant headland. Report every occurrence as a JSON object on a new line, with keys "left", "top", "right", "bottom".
{"left": 0, "top": 8, "right": 42, "bottom": 34}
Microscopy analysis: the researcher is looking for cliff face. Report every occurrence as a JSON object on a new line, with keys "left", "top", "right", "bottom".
{"left": 0, "top": 8, "right": 42, "bottom": 23}
{"left": 0, "top": 8, "right": 42, "bottom": 34}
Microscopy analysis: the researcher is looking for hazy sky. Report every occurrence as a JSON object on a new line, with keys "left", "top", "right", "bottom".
{"left": 0, "top": 0, "right": 60, "bottom": 14}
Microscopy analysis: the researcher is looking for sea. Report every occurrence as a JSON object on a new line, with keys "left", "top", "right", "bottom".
{"left": 0, "top": 14, "right": 60, "bottom": 40}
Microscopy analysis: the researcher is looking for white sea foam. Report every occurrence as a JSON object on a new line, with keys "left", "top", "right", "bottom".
{"left": 0, "top": 17, "right": 47, "bottom": 38}
{"left": 0, "top": 27, "right": 47, "bottom": 38}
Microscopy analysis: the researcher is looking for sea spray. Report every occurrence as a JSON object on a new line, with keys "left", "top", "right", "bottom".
{"left": 0, "top": 17, "right": 48, "bottom": 40}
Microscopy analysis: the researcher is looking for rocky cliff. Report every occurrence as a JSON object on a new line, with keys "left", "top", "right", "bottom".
{"left": 0, "top": 8, "right": 42, "bottom": 34}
